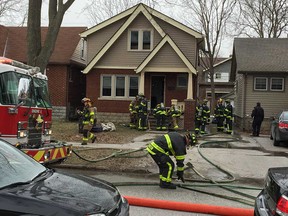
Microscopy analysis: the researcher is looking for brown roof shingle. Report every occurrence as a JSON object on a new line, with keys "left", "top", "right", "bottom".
{"left": 234, "top": 38, "right": 288, "bottom": 72}
{"left": 0, "top": 25, "right": 86, "bottom": 64}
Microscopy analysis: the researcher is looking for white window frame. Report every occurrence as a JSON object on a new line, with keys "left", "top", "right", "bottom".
{"left": 101, "top": 75, "right": 139, "bottom": 99}
{"left": 270, "top": 77, "right": 284, "bottom": 91}
{"left": 128, "top": 29, "right": 153, "bottom": 51}
{"left": 254, "top": 77, "right": 268, "bottom": 91}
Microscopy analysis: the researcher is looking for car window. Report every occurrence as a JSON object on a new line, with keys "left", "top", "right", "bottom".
{"left": 282, "top": 112, "right": 288, "bottom": 121}
{"left": 0, "top": 140, "right": 46, "bottom": 188}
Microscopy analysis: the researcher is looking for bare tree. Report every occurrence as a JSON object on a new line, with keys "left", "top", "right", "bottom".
{"left": 177, "top": 0, "right": 237, "bottom": 112}
{"left": 84, "top": 0, "right": 160, "bottom": 26}
{"left": 27, "top": 0, "right": 75, "bottom": 72}
{"left": 0, "top": 0, "right": 28, "bottom": 26}
{"left": 236, "top": 0, "right": 288, "bottom": 38}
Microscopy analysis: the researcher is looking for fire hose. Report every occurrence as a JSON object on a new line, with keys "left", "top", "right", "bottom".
{"left": 68, "top": 135, "right": 261, "bottom": 213}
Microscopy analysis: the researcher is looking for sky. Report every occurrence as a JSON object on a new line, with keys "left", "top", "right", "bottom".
{"left": 43, "top": 0, "right": 233, "bottom": 57}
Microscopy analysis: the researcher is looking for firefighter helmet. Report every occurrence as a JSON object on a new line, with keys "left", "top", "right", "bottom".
{"left": 81, "top": 97, "right": 91, "bottom": 103}
{"left": 218, "top": 98, "right": 223, "bottom": 103}
{"left": 185, "top": 132, "right": 197, "bottom": 146}
{"left": 203, "top": 99, "right": 208, "bottom": 104}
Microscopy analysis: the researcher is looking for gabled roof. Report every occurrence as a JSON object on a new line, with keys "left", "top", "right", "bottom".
{"left": 202, "top": 57, "right": 231, "bottom": 72}
{"left": 80, "top": 3, "right": 202, "bottom": 39}
{"left": 0, "top": 25, "right": 86, "bottom": 64}
{"left": 234, "top": 38, "right": 288, "bottom": 73}
{"left": 212, "top": 57, "right": 232, "bottom": 68}
{"left": 136, "top": 35, "right": 197, "bottom": 74}
{"left": 81, "top": 3, "right": 203, "bottom": 74}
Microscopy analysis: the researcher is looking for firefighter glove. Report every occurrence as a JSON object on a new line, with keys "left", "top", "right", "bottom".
{"left": 177, "top": 170, "right": 185, "bottom": 183}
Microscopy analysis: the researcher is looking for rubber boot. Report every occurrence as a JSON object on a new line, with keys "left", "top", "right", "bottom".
{"left": 160, "top": 181, "right": 176, "bottom": 189}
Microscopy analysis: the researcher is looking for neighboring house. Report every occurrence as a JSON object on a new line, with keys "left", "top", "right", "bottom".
{"left": 76, "top": 3, "right": 204, "bottom": 129}
{"left": 198, "top": 57, "right": 234, "bottom": 109}
{"left": 231, "top": 38, "right": 288, "bottom": 132}
{"left": 0, "top": 25, "right": 86, "bottom": 119}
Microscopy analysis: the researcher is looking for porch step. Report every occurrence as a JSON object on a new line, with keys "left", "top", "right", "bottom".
{"left": 147, "top": 115, "right": 184, "bottom": 131}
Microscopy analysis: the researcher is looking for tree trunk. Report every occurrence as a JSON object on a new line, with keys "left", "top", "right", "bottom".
{"left": 27, "top": 0, "right": 75, "bottom": 72}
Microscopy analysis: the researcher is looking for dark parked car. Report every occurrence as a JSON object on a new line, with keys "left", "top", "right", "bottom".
{"left": 254, "top": 167, "right": 288, "bottom": 216}
{"left": 270, "top": 110, "right": 288, "bottom": 146}
{"left": 0, "top": 139, "right": 129, "bottom": 216}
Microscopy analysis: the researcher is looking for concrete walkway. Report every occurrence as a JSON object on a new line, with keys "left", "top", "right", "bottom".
{"left": 66, "top": 130, "right": 288, "bottom": 183}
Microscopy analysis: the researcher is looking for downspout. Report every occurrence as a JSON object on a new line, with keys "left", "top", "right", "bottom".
{"left": 242, "top": 73, "right": 247, "bottom": 131}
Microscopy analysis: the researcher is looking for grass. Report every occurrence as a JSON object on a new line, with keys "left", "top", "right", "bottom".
{"left": 51, "top": 120, "right": 144, "bottom": 144}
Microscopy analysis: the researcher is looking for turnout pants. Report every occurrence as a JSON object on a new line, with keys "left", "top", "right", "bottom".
{"left": 149, "top": 153, "right": 175, "bottom": 184}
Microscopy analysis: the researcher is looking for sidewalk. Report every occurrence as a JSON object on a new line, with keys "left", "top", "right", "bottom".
{"left": 63, "top": 129, "right": 288, "bottom": 185}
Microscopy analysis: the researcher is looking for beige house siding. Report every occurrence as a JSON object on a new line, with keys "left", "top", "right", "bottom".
{"left": 154, "top": 17, "right": 197, "bottom": 64}
{"left": 71, "top": 39, "right": 86, "bottom": 65}
{"left": 95, "top": 13, "right": 163, "bottom": 67}
{"left": 146, "top": 43, "right": 187, "bottom": 68}
{"left": 245, "top": 75, "right": 288, "bottom": 118}
{"left": 87, "top": 17, "right": 127, "bottom": 63}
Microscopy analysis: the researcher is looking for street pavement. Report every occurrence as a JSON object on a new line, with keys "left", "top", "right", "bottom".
{"left": 65, "top": 130, "right": 288, "bottom": 215}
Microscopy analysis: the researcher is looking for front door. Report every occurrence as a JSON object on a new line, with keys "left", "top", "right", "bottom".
{"left": 151, "top": 76, "right": 165, "bottom": 109}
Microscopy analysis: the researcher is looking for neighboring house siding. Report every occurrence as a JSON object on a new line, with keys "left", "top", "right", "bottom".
{"left": 87, "top": 18, "right": 127, "bottom": 63}
{"left": 154, "top": 17, "right": 197, "bottom": 65}
{"left": 146, "top": 43, "right": 187, "bottom": 68}
{"left": 235, "top": 73, "right": 244, "bottom": 118}
{"left": 245, "top": 74, "right": 288, "bottom": 118}
{"left": 96, "top": 14, "right": 162, "bottom": 67}
{"left": 71, "top": 39, "right": 87, "bottom": 65}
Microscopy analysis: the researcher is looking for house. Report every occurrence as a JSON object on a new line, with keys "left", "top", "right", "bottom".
{"left": 231, "top": 38, "right": 288, "bottom": 132}
{"left": 76, "top": 3, "right": 204, "bottom": 130}
{"left": 198, "top": 57, "right": 234, "bottom": 109}
{"left": 0, "top": 25, "right": 87, "bottom": 119}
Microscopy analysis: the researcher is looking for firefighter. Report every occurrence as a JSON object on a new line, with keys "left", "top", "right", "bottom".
{"left": 168, "top": 104, "right": 182, "bottom": 130}
{"left": 77, "top": 97, "right": 96, "bottom": 145}
{"left": 153, "top": 103, "right": 167, "bottom": 130}
{"left": 146, "top": 132, "right": 197, "bottom": 189}
{"left": 224, "top": 99, "right": 233, "bottom": 134}
{"left": 137, "top": 94, "right": 148, "bottom": 130}
{"left": 195, "top": 99, "right": 210, "bottom": 135}
{"left": 214, "top": 98, "right": 225, "bottom": 132}
{"left": 129, "top": 95, "right": 139, "bottom": 129}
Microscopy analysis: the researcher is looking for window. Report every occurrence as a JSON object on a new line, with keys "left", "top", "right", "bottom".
{"left": 116, "top": 76, "right": 125, "bottom": 96}
{"left": 128, "top": 29, "right": 152, "bottom": 51}
{"left": 130, "top": 31, "right": 139, "bottom": 50}
{"left": 81, "top": 38, "right": 86, "bottom": 59}
{"left": 215, "top": 73, "right": 221, "bottom": 79}
{"left": 254, "top": 77, "right": 268, "bottom": 91}
{"left": 142, "top": 31, "right": 151, "bottom": 50}
{"left": 101, "top": 75, "right": 139, "bottom": 98}
{"left": 129, "top": 77, "right": 138, "bottom": 97}
{"left": 270, "top": 78, "right": 284, "bottom": 91}
{"left": 177, "top": 74, "right": 187, "bottom": 88}
{"left": 254, "top": 77, "right": 285, "bottom": 91}
{"left": 102, "top": 76, "right": 112, "bottom": 96}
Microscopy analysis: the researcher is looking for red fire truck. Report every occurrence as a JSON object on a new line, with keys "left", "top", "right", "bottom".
{"left": 0, "top": 57, "right": 72, "bottom": 164}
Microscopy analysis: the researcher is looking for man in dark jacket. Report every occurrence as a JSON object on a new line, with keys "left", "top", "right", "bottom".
{"left": 251, "top": 102, "right": 264, "bottom": 136}
{"left": 146, "top": 132, "right": 197, "bottom": 189}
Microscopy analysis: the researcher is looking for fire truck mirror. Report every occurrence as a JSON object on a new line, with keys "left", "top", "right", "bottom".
{"left": 18, "top": 78, "right": 30, "bottom": 100}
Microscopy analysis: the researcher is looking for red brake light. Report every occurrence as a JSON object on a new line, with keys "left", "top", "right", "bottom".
{"left": 279, "top": 122, "right": 288, "bottom": 129}
{"left": 276, "top": 195, "right": 288, "bottom": 214}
